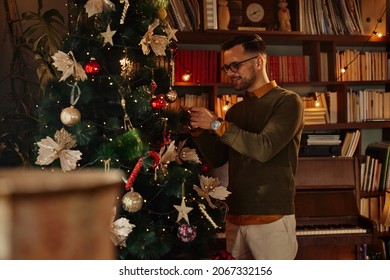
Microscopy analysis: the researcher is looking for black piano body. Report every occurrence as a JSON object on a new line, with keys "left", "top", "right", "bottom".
{"left": 295, "top": 157, "right": 376, "bottom": 259}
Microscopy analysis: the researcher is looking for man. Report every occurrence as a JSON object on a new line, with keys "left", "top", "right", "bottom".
{"left": 189, "top": 34, "right": 304, "bottom": 260}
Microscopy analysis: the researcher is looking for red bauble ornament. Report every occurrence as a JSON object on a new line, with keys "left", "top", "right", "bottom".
{"left": 85, "top": 58, "right": 101, "bottom": 75}
{"left": 201, "top": 163, "right": 210, "bottom": 174}
{"left": 212, "top": 250, "right": 235, "bottom": 260}
{"left": 177, "top": 224, "right": 197, "bottom": 242}
{"left": 151, "top": 94, "right": 167, "bottom": 109}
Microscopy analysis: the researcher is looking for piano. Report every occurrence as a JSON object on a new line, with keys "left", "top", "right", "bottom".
{"left": 294, "top": 157, "right": 376, "bottom": 259}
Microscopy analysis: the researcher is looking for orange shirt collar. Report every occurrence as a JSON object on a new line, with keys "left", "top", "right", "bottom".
{"left": 246, "top": 80, "right": 277, "bottom": 98}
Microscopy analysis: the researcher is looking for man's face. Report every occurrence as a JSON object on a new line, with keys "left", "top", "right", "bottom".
{"left": 222, "top": 45, "right": 258, "bottom": 92}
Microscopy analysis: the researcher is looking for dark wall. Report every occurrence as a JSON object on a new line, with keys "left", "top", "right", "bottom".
{"left": 0, "top": 0, "right": 67, "bottom": 115}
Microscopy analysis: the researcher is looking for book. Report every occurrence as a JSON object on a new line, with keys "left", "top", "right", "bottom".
{"left": 379, "top": 191, "right": 390, "bottom": 226}
{"left": 346, "top": 129, "right": 360, "bottom": 157}
{"left": 362, "top": 155, "right": 371, "bottom": 191}
{"left": 203, "top": 0, "right": 218, "bottom": 30}
{"left": 326, "top": 91, "right": 338, "bottom": 123}
{"left": 341, "top": 131, "right": 353, "bottom": 157}
{"left": 365, "top": 142, "right": 390, "bottom": 191}
{"left": 237, "top": 26, "right": 266, "bottom": 31}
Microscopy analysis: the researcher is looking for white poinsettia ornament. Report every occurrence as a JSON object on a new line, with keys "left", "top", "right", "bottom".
{"left": 51, "top": 51, "right": 87, "bottom": 82}
{"left": 110, "top": 206, "right": 135, "bottom": 247}
{"left": 110, "top": 217, "right": 135, "bottom": 247}
{"left": 140, "top": 19, "right": 170, "bottom": 56}
{"left": 84, "top": 0, "right": 115, "bottom": 17}
{"left": 193, "top": 175, "right": 231, "bottom": 209}
{"left": 156, "top": 140, "right": 177, "bottom": 175}
{"left": 176, "top": 139, "right": 201, "bottom": 164}
{"left": 35, "top": 128, "right": 82, "bottom": 172}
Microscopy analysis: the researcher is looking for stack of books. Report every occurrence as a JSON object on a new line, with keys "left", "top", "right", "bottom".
{"left": 300, "top": 133, "right": 342, "bottom": 157}
{"left": 302, "top": 92, "right": 330, "bottom": 125}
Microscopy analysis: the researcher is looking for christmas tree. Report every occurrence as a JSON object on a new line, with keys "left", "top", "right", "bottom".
{"left": 33, "top": 0, "right": 228, "bottom": 259}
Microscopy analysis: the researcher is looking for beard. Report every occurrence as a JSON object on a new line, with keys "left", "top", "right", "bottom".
{"left": 231, "top": 69, "right": 257, "bottom": 91}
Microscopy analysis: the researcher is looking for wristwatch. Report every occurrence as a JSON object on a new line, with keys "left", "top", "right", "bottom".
{"left": 210, "top": 118, "right": 223, "bottom": 131}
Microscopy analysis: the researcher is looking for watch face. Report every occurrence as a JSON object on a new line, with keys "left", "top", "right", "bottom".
{"left": 246, "top": 3, "right": 265, "bottom": 23}
{"left": 210, "top": 119, "right": 222, "bottom": 131}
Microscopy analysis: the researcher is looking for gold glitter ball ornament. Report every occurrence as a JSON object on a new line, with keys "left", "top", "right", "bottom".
{"left": 122, "top": 190, "right": 143, "bottom": 213}
{"left": 165, "top": 89, "right": 178, "bottom": 103}
{"left": 157, "top": 8, "right": 167, "bottom": 20}
{"left": 60, "top": 106, "right": 81, "bottom": 126}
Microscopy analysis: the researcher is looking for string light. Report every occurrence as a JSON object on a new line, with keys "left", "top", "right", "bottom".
{"left": 222, "top": 101, "right": 230, "bottom": 111}
{"left": 174, "top": 53, "right": 192, "bottom": 83}
{"left": 182, "top": 70, "right": 192, "bottom": 82}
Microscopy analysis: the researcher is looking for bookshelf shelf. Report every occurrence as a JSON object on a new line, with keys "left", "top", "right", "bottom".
{"left": 177, "top": 80, "right": 390, "bottom": 87}
{"left": 304, "top": 121, "right": 390, "bottom": 131}
{"left": 176, "top": 31, "right": 390, "bottom": 45}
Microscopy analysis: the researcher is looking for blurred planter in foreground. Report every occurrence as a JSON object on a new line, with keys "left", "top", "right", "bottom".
{"left": 0, "top": 168, "right": 123, "bottom": 260}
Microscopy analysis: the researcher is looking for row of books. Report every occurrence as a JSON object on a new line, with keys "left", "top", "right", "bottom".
{"left": 360, "top": 196, "right": 389, "bottom": 233}
{"left": 336, "top": 50, "right": 388, "bottom": 82}
{"left": 220, "top": 53, "right": 311, "bottom": 84}
{"left": 267, "top": 55, "right": 310, "bottom": 83}
{"left": 167, "top": 92, "right": 209, "bottom": 111}
{"left": 346, "top": 90, "right": 390, "bottom": 123}
{"left": 167, "top": 0, "right": 201, "bottom": 32}
{"left": 299, "top": 0, "right": 365, "bottom": 35}
{"left": 174, "top": 49, "right": 219, "bottom": 84}
{"left": 174, "top": 48, "right": 387, "bottom": 86}
{"left": 362, "top": 142, "right": 390, "bottom": 192}
{"left": 176, "top": 51, "right": 310, "bottom": 84}
{"left": 214, "top": 94, "right": 243, "bottom": 119}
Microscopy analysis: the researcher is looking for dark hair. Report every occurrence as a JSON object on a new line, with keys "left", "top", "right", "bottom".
{"left": 221, "top": 34, "right": 266, "bottom": 55}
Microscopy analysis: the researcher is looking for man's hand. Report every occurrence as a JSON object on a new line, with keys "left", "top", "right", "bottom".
{"left": 189, "top": 106, "right": 217, "bottom": 130}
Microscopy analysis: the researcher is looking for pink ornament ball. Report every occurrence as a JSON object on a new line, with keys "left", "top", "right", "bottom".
{"left": 177, "top": 224, "right": 197, "bottom": 242}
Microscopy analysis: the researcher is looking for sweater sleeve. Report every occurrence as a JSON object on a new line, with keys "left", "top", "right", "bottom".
{"left": 191, "top": 130, "right": 229, "bottom": 168}
{"left": 220, "top": 93, "right": 303, "bottom": 163}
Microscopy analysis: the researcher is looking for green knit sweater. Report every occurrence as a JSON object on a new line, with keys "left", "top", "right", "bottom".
{"left": 193, "top": 86, "right": 304, "bottom": 216}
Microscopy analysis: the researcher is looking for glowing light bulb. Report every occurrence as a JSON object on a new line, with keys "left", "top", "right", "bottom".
{"left": 222, "top": 101, "right": 230, "bottom": 111}
{"left": 182, "top": 71, "right": 192, "bottom": 82}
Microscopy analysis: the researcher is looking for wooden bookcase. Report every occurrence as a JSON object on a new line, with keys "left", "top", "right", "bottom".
{"left": 172, "top": 0, "right": 390, "bottom": 259}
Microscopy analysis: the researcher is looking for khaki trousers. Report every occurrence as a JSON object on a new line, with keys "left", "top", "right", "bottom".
{"left": 226, "top": 214, "right": 298, "bottom": 260}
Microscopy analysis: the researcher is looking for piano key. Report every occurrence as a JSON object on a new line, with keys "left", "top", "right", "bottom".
{"left": 296, "top": 224, "right": 367, "bottom": 236}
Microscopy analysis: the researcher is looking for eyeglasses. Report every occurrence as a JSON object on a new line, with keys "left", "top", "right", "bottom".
{"left": 220, "top": 56, "right": 258, "bottom": 74}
